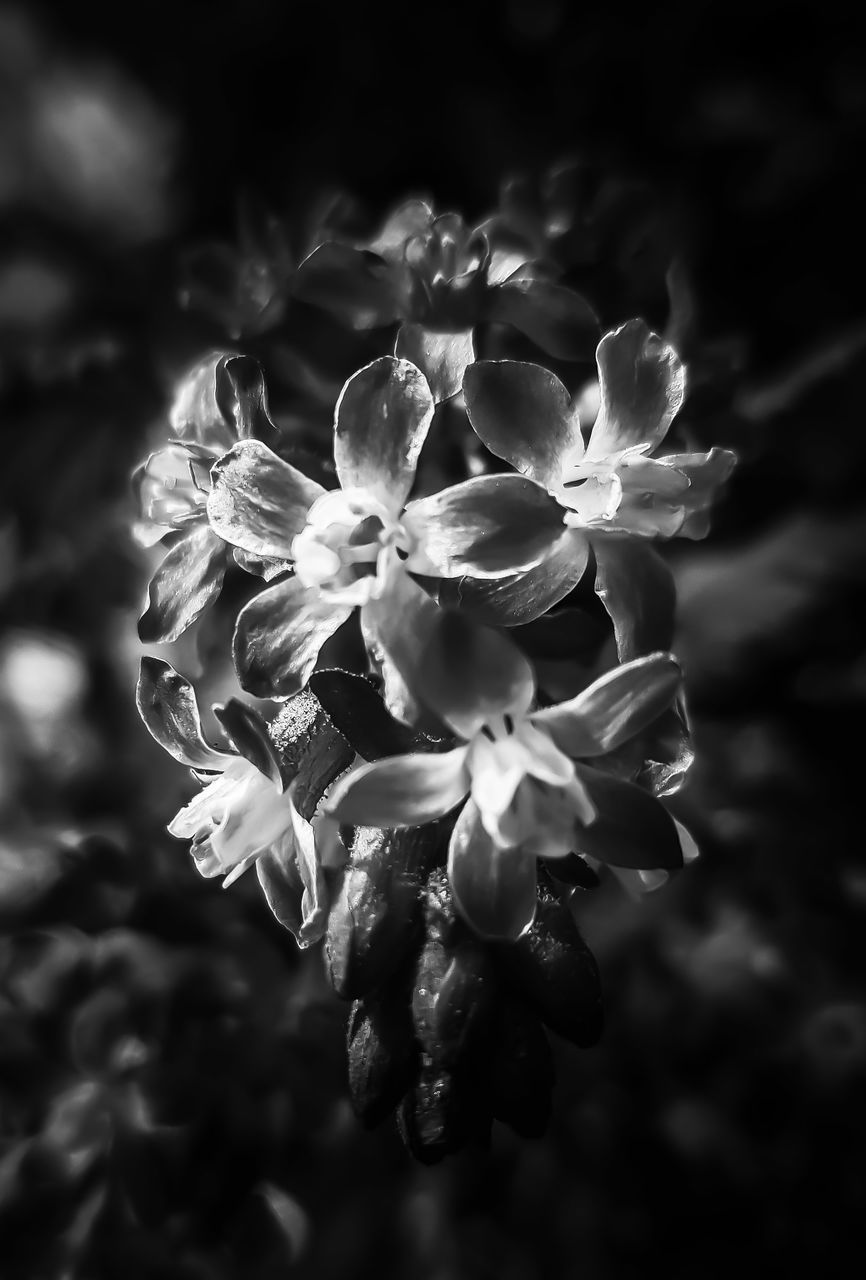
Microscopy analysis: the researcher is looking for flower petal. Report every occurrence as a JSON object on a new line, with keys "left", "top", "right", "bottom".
{"left": 532, "top": 652, "right": 682, "bottom": 758}
{"left": 410, "top": 608, "right": 536, "bottom": 739}
{"left": 448, "top": 800, "right": 538, "bottom": 940}
{"left": 486, "top": 278, "right": 599, "bottom": 361}
{"left": 368, "top": 198, "right": 434, "bottom": 262}
{"left": 170, "top": 352, "right": 278, "bottom": 452}
{"left": 233, "top": 576, "right": 350, "bottom": 698}
{"left": 139, "top": 523, "right": 226, "bottom": 643}
{"left": 395, "top": 323, "right": 474, "bottom": 404}
{"left": 289, "top": 795, "right": 330, "bottom": 947}
{"left": 591, "top": 535, "right": 676, "bottom": 660}
{"left": 440, "top": 527, "right": 589, "bottom": 627}
{"left": 207, "top": 440, "right": 324, "bottom": 560}
{"left": 359, "top": 568, "right": 442, "bottom": 725}
{"left": 587, "top": 319, "right": 685, "bottom": 458}
{"left": 571, "top": 765, "right": 685, "bottom": 869}
{"left": 463, "top": 360, "right": 582, "bottom": 487}
{"left": 256, "top": 834, "right": 304, "bottom": 936}
{"left": 136, "top": 656, "right": 232, "bottom": 769}
{"left": 403, "top": 474, "right": 567, "bottom": 579}
{"left": 661, "top": 447, "right": 737, "bottom": 539}
{"left": 307, "top": 669, "right": 428, "bottom": 760}
{"left": 293, "top": 241, "right": 405, "bottom": 328}
{"left": 212, "top": 698, "right": 286, "bottom": 790}
{"left": 334, "top": 357, "right": 434, "bottom": 510}
{"left": 325, "top": 749, "right": 470, "bottom": 827}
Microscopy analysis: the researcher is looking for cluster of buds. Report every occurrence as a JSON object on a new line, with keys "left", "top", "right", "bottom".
{"left": 134, "top": 178, "right": 735, "bottom": 1158}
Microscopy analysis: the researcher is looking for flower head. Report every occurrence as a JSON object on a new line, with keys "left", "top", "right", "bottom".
{"left": 326, "top": 610, "right": 690, "bottom": 940}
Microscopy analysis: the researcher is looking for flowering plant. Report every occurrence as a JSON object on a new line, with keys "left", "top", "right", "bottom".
{"left": 132, "top": 171, "right": 735, "bottom": 1160}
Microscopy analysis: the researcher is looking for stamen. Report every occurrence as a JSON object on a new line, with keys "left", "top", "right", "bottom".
{"left": 503, "top": 714, "right": 514, "bottom": 734}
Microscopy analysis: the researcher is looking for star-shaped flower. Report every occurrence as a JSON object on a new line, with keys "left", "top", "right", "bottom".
{"left": 461, "top": 318, "right": 737, "bottom": 656}
{"left": 207, "top": 356, "right": 568, "bottom": 701}
{"left": 325, "top": 610, "right": 691, "bottom": 940}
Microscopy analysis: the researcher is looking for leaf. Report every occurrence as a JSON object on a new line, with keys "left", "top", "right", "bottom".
{"left": 308, "top": 669, "right": 440, "bottom": 759}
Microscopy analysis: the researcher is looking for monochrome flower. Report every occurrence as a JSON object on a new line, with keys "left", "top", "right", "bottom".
{"left": 326, "top": 611, "right": 690, "bottom": 940}
{"left": 461, "top": 318, "right": 736, "bottom": 655}
{"left": 207, "top": 356, "right": 567, "bottom": 699}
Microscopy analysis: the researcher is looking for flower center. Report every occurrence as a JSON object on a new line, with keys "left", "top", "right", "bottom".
{"left": 291, "top": 488, "right": 414, "bottom": 603}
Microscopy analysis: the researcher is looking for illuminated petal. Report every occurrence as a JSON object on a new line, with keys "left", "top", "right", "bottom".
{"left": 334, "top": 357, "right": 434, "bottom": 511}
{"left": 289, "top": 795, "right": 330, "bottom": 947}
{"left": 448, "top": 800, "right": 538, "bottom": 940}
{"left": 368, "top": 199, "right": 434, "bottom": 262}
{"left": 325, "top": 748, "right": 470, "bottom": 827}
{"left": 661, "top": 447, "right": 737, "bottom": 539}
{"left": 256, "top": 832, "right": 304, "bottom": 936}
{"left": 410, "top": 609, "right": 535, "bottom": 739}
{"left": 138, "top": 523, "right": 226, "bottom": 643}
{"left": 359, "top": 567, "right": 440, "bottom": 721}
{"left": 395, "top": 323, "right": 474, "bottom": 403}
{"left": 403, "top": 474, "right": 567, "bottom": 579}
{"left": 170, "top": 351, "right": 278, "bottom": 452}
{"left": 571, "top": 765, "right": 685, "bottom": 869}
{"left": 463, "top": 360, "right": 582, "bottom": 487}
{"left": 136, "top": 656, "right": 232, "bottom": 770}
{"left": 233, "top": 577, "right": 350, "bottom": 698}
{"left": 532, "top": 653, "right": 681, "bottom": 757}
{"left": 207, "top": 440, "right": 324, "bottom": 560}
{"left": 486, "top": 278, "right": 599, "bottom": 361}
{"left": 440, "top": 527, "right": 589, "bottom": 627}
{"left": 293, "top": 241, "right": 406, "bottom": 328}
{"left": 587, "top": 320, "right": 685, "bottom": 459}
{"left": 591, "top": 535, "right": 676, "bottom": 660}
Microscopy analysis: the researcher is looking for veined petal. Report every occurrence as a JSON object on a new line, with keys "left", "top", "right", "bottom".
{"left": 324, "top": 748, "right": 470, "bottom": 827}
{"left": 410, "top": 609, "right": 536, "bottom": 739}
{"left": 207, "top": 440, "right": 324, "bottom": 560}
{"left": 333, "top": 357, "right": 434, "bottom": 511}
{"left": 463, "top": 360, "right": 582, "bottom": 487}
{"left": 440, "top": 527, "right": 589, "bottom": 627}
{"left": 395, "top": 323, "right": 474, "bottom": 404}
{"left": 571, "top": 764, "right": 685, "bottom": 869}
{"left": 139, "top": 523, "right": 226, "bottom": 643}
{"left": 403, "top": 474, "right": 567, "bottom": 579}
{"left": 448, "top": 800, "right": 538, "bottom": 940}
{"left": 591, "top": 535, "right": 676, "bottom": 660}
{"left": 532, "top": 652, "right": 682, "bottom": 758}
{"left": 136, "top": 656, "right": 232, "bottom": 770}
{"left": 486, "top": 278, "right": 599, "bottom": 361}
{"left": 233, "top": 576, "right": 350, "bottom": 698}
{"left": 292, "top": 241, "right": 406, "bottom": 328}
{"left": 587, "top": 320, "right": 686, "bottom": 459}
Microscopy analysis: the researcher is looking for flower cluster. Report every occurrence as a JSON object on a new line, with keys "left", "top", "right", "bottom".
{"left": 133, "top": 172, "right": 735, "bottom": 1157}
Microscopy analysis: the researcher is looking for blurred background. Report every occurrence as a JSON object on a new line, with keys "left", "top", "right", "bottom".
{"left": 2, "top": 1, "right": 865, "bottom": 1276}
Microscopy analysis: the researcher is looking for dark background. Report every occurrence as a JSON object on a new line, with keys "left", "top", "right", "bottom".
{"left": 1, "top": 2, "right": 865, "bottom": 1277}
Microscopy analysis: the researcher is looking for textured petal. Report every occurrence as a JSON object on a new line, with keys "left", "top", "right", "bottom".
{"left": 571, "top": 765, "right": 685, "bottom": 869}
{"left": 136, "top": 656, "right": 232, "bottom": 769}
{"left": 448, "top": 800, "right": 538, "bottom": 940}
{"left": 463, "top": 360, "right": 581, "bottom": 487}
{"left": 293, "top": 241, "right": 405, "bottom": 328}
{"left": 587, "top": 319, "right": 686, "bottom": 458}
{"left": 403, "top": 474, "right": 567, "bottom": 579}
{"left": 207, "top": 440, "right": 324, "bottom": 560}
{"left": 441, "top": 527, "right": 589, "bottom": 627}
{"left": 139, "top": 523, "right": 226, "bottom": 643}
{"left": 334, "top": 357, "right": 434, "bottom": 511}
{"left": 591, "top": 535, "right": 676, "bottom": 660}
{"left": 233, "top": 577, "right": 349, "bottom": 698}
{"left": 213, "top": 698, "right": 285, "bottom": 789}
{"left": 532, "top": 652, "right": 682, "bottom": 758}
{"left": 325, "top": 749, "right": 470, "bottom": 827}
{"left": 395, "top": 323, "right": 474, "bottom": 404}
{"left": 486, "top": 279, "right": 599, "bottom": 361}
{"left": 410, "top": 608, "right": 536, "bottom": 739}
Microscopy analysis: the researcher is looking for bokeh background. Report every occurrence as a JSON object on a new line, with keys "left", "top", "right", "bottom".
{"left": 2, "top": 2, "right": 865, "bottom": 1276}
